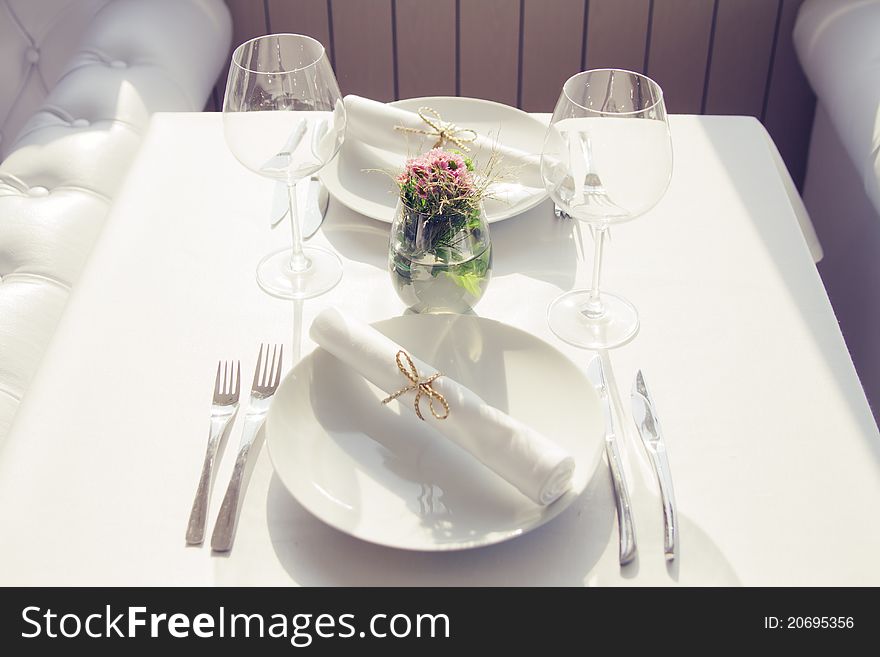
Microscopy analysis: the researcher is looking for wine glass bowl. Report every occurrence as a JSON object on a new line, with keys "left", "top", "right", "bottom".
{"left": 540, "top": 69, "right": 672, "bottom": 349}
{"left": 223, "top": 34, "right": 346, "bottom": 299}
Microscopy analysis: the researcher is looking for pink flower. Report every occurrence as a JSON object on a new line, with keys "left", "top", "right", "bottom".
{"left": 398, "top": 148, "right": 476, "bottom": 205}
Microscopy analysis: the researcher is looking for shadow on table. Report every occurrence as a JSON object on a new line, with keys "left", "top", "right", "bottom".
{"left": 600, "top": 510, "right": 741, "bottom": 586}
{"left": 264, "top": 456, "right": 613, "bottom": 586}
{"left": 597, "top": 351, "right": 740, "bottom": 586}
{"left": 264, "top": 466, "right": 739, "bottom": 586}
{"left": 321, "top": 198, "right": 578, "bottom": 292}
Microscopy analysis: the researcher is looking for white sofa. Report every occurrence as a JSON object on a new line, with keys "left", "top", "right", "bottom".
{"left": 794, "top": 0, "right": 880, "bottom": 420}
{"left": 0, "top": 0, "right": 231, "bottom": 438}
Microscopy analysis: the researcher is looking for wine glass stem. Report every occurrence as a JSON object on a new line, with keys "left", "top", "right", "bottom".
{"left": 584, "top": 224, "right": 608, "bottom": 319}
{"left": 287, "top": 180, "right": 309, "bottom": 273}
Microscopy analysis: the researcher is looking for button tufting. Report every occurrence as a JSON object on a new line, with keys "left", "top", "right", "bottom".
{"left": 71, "top": 119, "right": 90, "bottom": 128}
{"left": 25, "top": 47, "right": 40, "bottom": 64}
{"left": 109, "top": 59, "right": 127, "bottom": 69}
{"left": 27, "top": 186, "right": 49, "bottom": 197}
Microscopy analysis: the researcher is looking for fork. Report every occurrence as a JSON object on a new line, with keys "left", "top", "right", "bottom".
{"left": 211, "top": 344, "right": 283, "bottom": 552}
{"left": 558, "top": 131, "right": 630, "bottom": 218}
{"left": 555, "top": 133, "right": 628, "bottom": 223}
{"left": 185, "top": 360, "right": 240, "bottom": 545}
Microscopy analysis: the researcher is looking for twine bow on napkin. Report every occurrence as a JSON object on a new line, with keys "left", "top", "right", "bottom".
{"left": 394, "top": 107, "right": 478, "bottom": 151}
{"left": 381, "top": 350, "right": 450, "bottom": 421}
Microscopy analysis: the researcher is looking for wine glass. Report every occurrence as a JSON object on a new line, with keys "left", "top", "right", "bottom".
{"left": 540, "top": 69, "right": 672, "bottom": 348}
{"left": 223, "top": 34, "right": 345, "bottom": 299}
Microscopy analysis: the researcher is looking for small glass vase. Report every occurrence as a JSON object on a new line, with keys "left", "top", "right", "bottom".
{"left": 389, "top": 198, "right": 492, "bottom": 314}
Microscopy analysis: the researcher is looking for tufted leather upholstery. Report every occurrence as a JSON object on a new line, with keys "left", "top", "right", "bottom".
{"left": 794, "top": 0, "right": 880, "bottom": 215}
{"left": 0, "top": 0, "right": 232, "bottom": 439}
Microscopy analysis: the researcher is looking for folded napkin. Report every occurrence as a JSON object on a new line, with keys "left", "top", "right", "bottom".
{"left": 343, "top": 95, "right": 544, "bottom": 190}
{"left": 310, "top": 308, "right": 575, "bottom": 505}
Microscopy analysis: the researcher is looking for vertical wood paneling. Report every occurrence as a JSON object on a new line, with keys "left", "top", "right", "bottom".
{"left": 216, "top": 0, "right": 270, "bottom": 107}
{"left": 330, "top": 0, "right": 395, "bottom": 101}
{"left": 585, "top": 0, "right": 651, "bottom": 72}
{"left": 395, "top": 0, "right": 456, "bottom": 98}
{"left": 226, "top": 0, "right": 269, "bottom": 47}
{"left": 203, "top": 88, "right": 218, "bottom": 112}
{"left": 223, "top": 0, "right": 816, "bottom": 182}
{"left": 520, "top": 0, "right": 586, "bottom": 111}
{"left": 266, "top": 0, "right": 331, "bottom": 58}
{"left": 645, "top": 0, "right": 714, "bottom": 113}
{"left": 459, "top": 0, "right": 520, "bottom": 106}
{"left": 764, "top": 0, "right": 814, "bottom": 188}
{"left": 704, "top": 0, "right": 777, "bottom": 116}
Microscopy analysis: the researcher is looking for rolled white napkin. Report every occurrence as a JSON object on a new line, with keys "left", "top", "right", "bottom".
{"left": 343, "top": 94, "right": 544, "bottom": 189}
{"left": 310, "top": 308, "right": 576, "bottom": 505}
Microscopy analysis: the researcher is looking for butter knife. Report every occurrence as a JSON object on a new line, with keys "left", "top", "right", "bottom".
{"left": 631, "top": 370, "right": 678, "bottom": 559}
{"left": 587, "top": 356, "right": 636, "bottom": 565}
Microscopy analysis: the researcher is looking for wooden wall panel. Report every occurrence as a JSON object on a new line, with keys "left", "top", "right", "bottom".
{"left": 218, "top": 0, "right": 817, "bottom": 188}
{"left": 520, "top": 0, "right": 586, "bottom": 112}
{"left": 226, "top": 0, "right": 269, "bottom": 47}
{"left": 459, "top": 0, "right": 520, "bottom": 106}
{"left": 330, "top": 0, "right": 395, "bottom": 101}
{"left": 266, "top": 0, "right": 331, "bottom": 60}
{"left": 395, "top": 0, "right": 456, "bottom": 98}
{"left": 645, "top": 0, "right": 715, "bottom": 114}
{"left": 705, "top": 0, "right": 778, "bottom": 116}
{"left": 763, "top": 0, "right": 814, "bottom": 188}
{"left": 585, "top": 0, "right": 651, "bottom": 73}
{"left": 217, "top": 0, "right": 269, "bottom": 106}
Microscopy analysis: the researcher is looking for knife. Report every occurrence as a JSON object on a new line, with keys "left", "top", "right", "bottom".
{"left": 631, "top": 370, "right": 678, "bottom": 560}
{"left": 586, "top": 356, "right": 636, "bottom": 565}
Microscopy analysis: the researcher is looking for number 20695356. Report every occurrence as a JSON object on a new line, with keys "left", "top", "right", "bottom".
{"left": 764, "top": 617, "right": 854, "bottom": 629}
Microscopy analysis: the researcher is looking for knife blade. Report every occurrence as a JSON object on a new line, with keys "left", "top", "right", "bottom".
{"left": 631, "top": 370, "right": 678, "bottom": 560}
{"left": 586, "top": 356, "right": 636, "bottom": 565}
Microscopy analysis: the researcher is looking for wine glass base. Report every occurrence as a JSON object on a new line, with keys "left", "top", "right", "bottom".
{"left": 256, "top": 246, "right": 342, "bottom": 300}
{"left": 548, "top": 290, "right": 640, "bottom": 350}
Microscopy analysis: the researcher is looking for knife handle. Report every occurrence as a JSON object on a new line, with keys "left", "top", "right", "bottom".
{"left": 605, "top": 437, "right": 637, "bottom": 565}
{"left": 646, "top": 446, "right": 678, "bottom": 559}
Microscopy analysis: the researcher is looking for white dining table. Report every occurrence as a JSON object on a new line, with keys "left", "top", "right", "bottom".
{"left": 0, "top": 112, "right": 877, "bottom": 586}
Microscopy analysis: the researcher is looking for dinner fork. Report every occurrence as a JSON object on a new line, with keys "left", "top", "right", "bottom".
{"left": 555, "top": 133, "right": 627, "bottom": 222}
{"left": 211, "top": 344, "right": 283, "bottom": 552}
{"left": 185, "top": 360, "right": 240, "bottom": 545}
{"left": 577, "top": 133, "right": 629, "bottom": 218}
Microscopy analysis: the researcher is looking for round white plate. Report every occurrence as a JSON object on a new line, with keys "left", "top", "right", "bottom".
{"left": 266, "top": 314, "right": 604, "bottom": 551}
{"left": 319, "top": 96, "right": 549, "bottom": 224}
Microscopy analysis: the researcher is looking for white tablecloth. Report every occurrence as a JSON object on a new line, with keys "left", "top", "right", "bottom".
{"left": 0, "top": 112, "right": 877, "bottom": 586}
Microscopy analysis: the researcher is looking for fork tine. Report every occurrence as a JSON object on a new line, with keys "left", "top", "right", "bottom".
{"left": 223, "top": 361, "right": 229, "bottom": 395}
{"left": 252, "top": 345, "right": 264, "bottom": 390}
{"left": 273, "top": 345, "right": 283, "bottom": 388}
{"left": 234, "top": 361, "right": 240, "bottom": 399}
{"left": 261, "top": 347, "right": 269, "bottom": 387}
{"left": 267, "top": 345, "right": 278, "bottom": 388}
{"left": 213, "top": 361, "right": 221, "bottom": 397}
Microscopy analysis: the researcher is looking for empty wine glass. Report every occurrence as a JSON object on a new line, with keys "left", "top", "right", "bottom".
{"left": 223, "top": 34, "right": 345, "bottom": 299}
{"left": 540, "top": 69, "right": 672, "bottom": 348}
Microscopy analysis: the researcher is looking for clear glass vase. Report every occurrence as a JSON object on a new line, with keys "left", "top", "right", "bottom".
{"left": 389, "top": 199, "right": 492, "bottom": 314}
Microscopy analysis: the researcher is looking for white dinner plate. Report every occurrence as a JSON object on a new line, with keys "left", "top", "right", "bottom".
{"left": 266, "top": 313, "right": 604, "bottom": 551}
{"left": 319, "top": 96, "right": 549, "bottom": 224}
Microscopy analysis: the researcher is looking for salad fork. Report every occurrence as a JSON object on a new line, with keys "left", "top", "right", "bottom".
{"left": 186, "top": 360, "right": 240, "bottom": 545}
{"left": 211, "top": 344, "right": 283, "bottom": 552}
